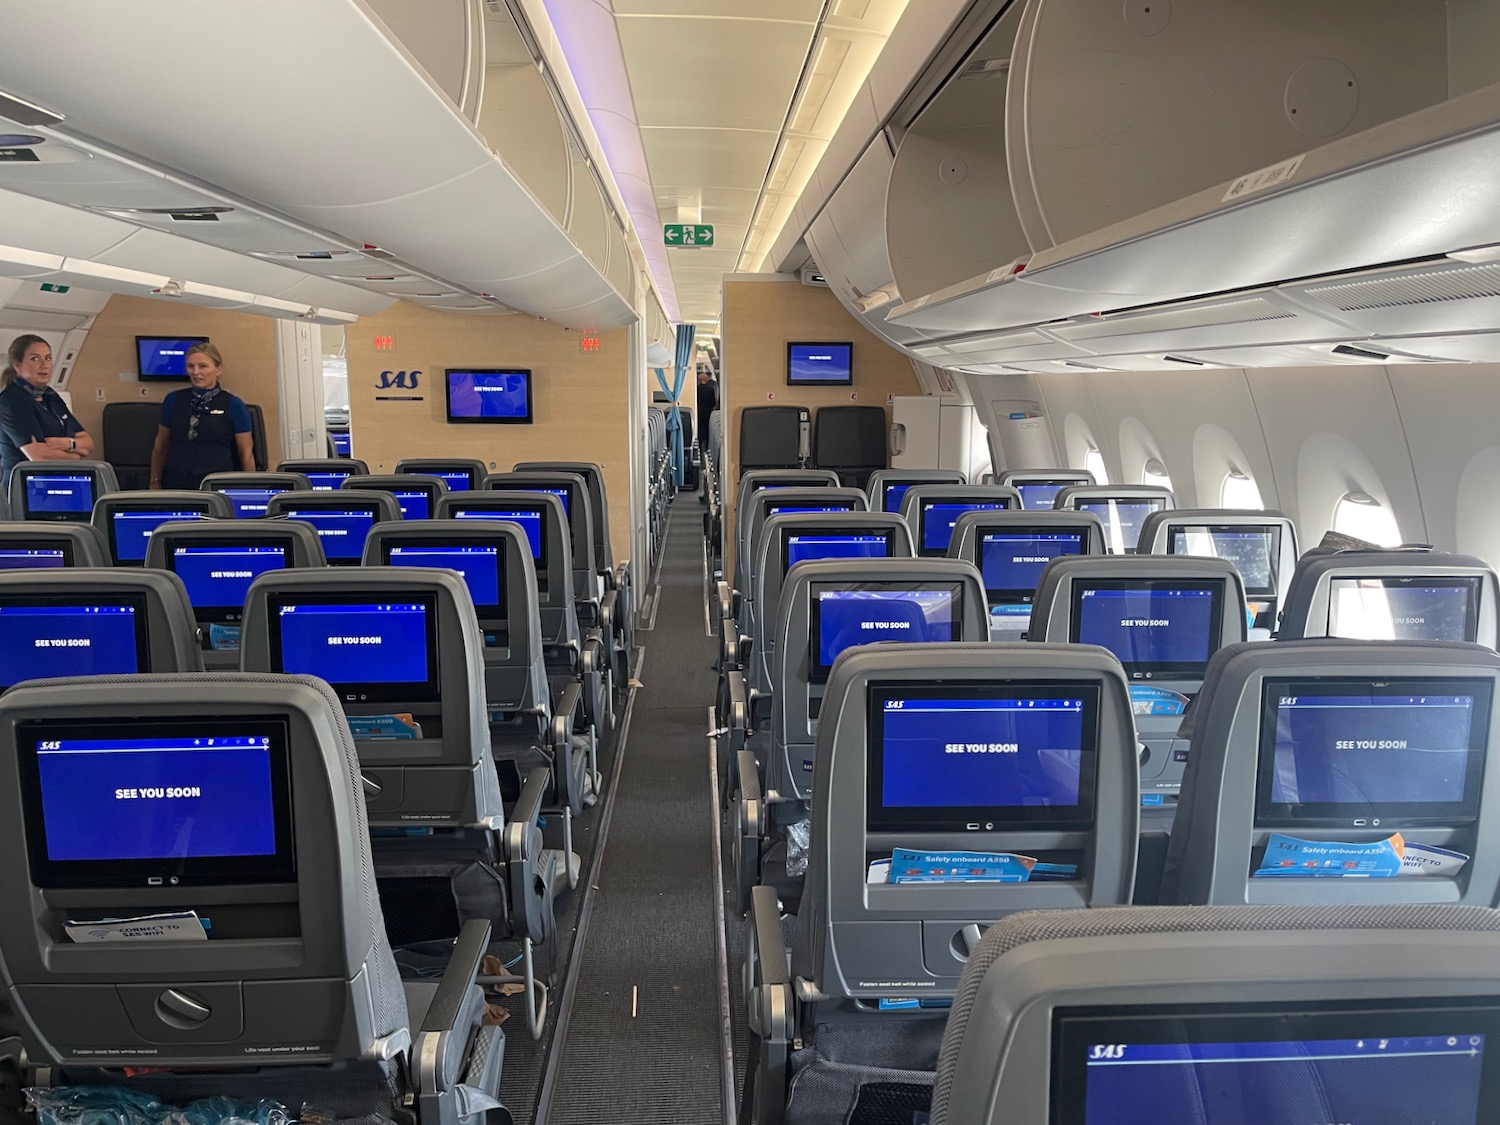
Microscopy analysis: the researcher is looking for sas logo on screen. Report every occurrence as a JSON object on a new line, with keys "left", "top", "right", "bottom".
{"left": 376, "top": 370, "right": 422, "bottom": 390}
{"left": 1089, "top": 1045, "right": 1127, "bottom": 1061}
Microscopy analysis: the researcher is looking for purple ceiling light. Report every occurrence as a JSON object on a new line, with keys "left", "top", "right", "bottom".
{"left": 543, "top": 0, "right": 679, "bottom": 323}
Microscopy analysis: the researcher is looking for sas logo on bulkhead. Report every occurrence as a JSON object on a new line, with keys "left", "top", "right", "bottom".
{"left": 376, "top": 370, "right": 421, "bottom": 390}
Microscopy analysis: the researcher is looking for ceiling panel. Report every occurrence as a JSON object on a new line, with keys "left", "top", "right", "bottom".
{"left": 613, "top": 1, "right": 822, "bottom": 23}
{"left": 640, "top": 128, "right": 779, "bottom": 192}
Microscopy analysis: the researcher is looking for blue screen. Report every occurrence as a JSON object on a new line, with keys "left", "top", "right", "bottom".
{"left": 433, "top": 472, "right": 472, "bottom": 492}
{"left": 447, "top": 370, "right": 531, "bottom": 420}
{"left": 454, "top": 509, "right": 542, "bottom": 559}
{"left": 883, "top": 483, "right": 913, "bottom": 513}
{"left": 1015, "top": 482, "right": 1069, "bottom": 510}
{"left": 0, "top": 549, "right": 65, "bottom": 570}
{"left": 35, "top": 735, "right": 277, "bottom": 861}
{"left": 879, "top": 696, "right": 1085, "bottom": 810}
{"left": 25, "top": 474, "right": 93, "bottom": 516}
{"left": 112, "top": 510, "right": 203, "bottom": 563}
{"left": 172, "top": 545, "right": 286, "bottom": 609}
{"left": 768, "top": 504, "right": 854, "bottom": 517}
{"left": 787, "top": 343, "right": 852, "bottom": 384}
{"left": 1269, "top": 692, "right": 1479, "bottom": 808}
{"left": 786, "top": 534, "right": 889, "bottom": 569}
{"left": 0, "top": 604, "right": 139, "bottom": 686}
{"left": 1328, "top": 580, "right": 1473, "bottom": 642}
{"left": 220, "top": 488, "right": 283, "bottom": 518}
{"left": 1079, "top": 499, "right": 1164, "bottom": 552}
{"left": 276, "top": 602, "right": 429, "bottom": 683}
{"left": 392, "top": 491, "right": 431, "bottom": 520}
{"left": 1080, "top": 1033, "right": 1484, "bottom": 1125}
{"left": 981, "top": 531, "right": 1086, "bottom": 594}
{"left": 304, "top": 472, "right": 351, "bottom": 491}
{"left": 921, "top": 501, "right": 1009, "bottom": 553}
{"left": 135, "top": 338, "right": 202, "bottom": 378}
{"left": 330, "top": 432, "right": 352, "bottom": 457}
{"left": 815, "top": 587, "right": 956, "bottom": 668}
{"left": 388, "top": 545, "right": 501, "bottom": 609}
{"left": 282, "top": 508, "right": 374, "bottom": 560}
{"left": 1075, "top": 587, "right": 1216, "bottom": 668}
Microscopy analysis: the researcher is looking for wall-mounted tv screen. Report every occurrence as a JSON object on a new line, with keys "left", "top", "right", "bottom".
{"left": 786, "top": 342, "right": 852, "bottom": 386}
{"left": 135, "top": 337, "right": 208, "bottom": 381}
{"left": 445, "top": 369, "right": 533, "bottom": 424}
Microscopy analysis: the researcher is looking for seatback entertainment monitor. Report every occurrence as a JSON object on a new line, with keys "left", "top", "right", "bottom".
{"left": 783, "top": 531, "right": 892, "bottom": 573}
{"left": 0, "top": 594, "right": 149, "bottom": 688}
{"left": 135, "top": 336, "right": 209, "bottom": 381}
{"left": 269, "top": 594, "right": 440, "bottom": 704}
{"left": 1170, "top": 525, "right": 1282, "bottom": 596}
{"left": 1077, "top": 498, "right": 1168, "bottom": 553}
{"left": 920, "top": 500, "right": 1011, "bottom": 554}
{"left": 445, "top": 369, "right": 533, "bottom": 424}
{"left": 109, "top": 509, "right": 206, "bottom": 565}
{"left": 168, "top": 543, "right": 288, "bottom": 622}
{"left": 0, "top": 547, "right": 68, "bottom": 571}
{"left": 279, "top": 505, "right": 377, "bottom": 564}
{"left": 1070, "top": 579, "right": 1223, "bottom": 679}
{"left": 23, "top": 473, "right": 94, "bottom": 520}
{"left": 979, "top": 528, "right": 1088, "bottom": 605}
{"left": 786, "top": 342, "right": 852, "bottom": 386}
{"left": 384, "top": 542, "right": 505, "bottom": 620}
{"left": 1327, "top": 576, "right": 1481, "bottom": 643}
{"left": 809, "top": 581, "right": 962, "bottom": 681}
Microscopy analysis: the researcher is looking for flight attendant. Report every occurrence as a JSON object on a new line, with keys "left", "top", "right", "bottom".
{"left": 0, "top": 334, "right": 94, "bottom": 487}
{"left": 149, "top": 341, "right": 256, "bottom": 489}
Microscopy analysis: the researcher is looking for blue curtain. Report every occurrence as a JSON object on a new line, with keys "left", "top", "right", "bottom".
{"left": 653, "top": 323, "right": 696, "bottom": 488}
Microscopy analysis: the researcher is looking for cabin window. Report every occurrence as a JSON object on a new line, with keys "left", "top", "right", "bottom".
{"left": 1141, "top": 456, "right": 1172, "bottom": 491}
{"left": 1220, "top": 468, "right": 1263, "bottom": 510}
{"left": 1083, "top": 446, "right": 1109, "bottom": 486}
{"left": 1332, "top": 491, "right": 1401, "bottom": 547}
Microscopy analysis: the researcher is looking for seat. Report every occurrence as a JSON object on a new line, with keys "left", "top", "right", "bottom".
{"left": 739, "top": 404, "right": 811, "bottom": 471}
{"left": 143, "top": 518, "right": 326, "bottom": 668}
{"left": 930, "top": 904, "right": 1500, "bottom": 1125}
{"left": 8, "top": 460, "right": 119, "bottom": 523}
{"left": 897, "top": 485, "right": 1024, "bottom": 557}
{"left": 1276, "top": 547, "right": 1500, "bottom": 646}
{"left": 0, "top": 568, "right": 204, "bottom": 688}
{"left": 0, "top": 673, "right": 505, "bottom": 1123}
{"left": 865, "top": 469, "right": 966, "bottom": 514}
{"left": 347, "top": 473, "right": 448, "bottom": 520}
{"left": 91, "top": 490, "right": 234, "bottom": 567}
{"left": 0, "top": 522, "right": 110, "bottom": 567}
{"left": 1139, "top": 507, "right": 1299, "bottom": 635}
{"left": 996, "top": 467, "right": 1095, "bottom": 511}
{"left": 743, "top": 642, "right": 1139, "bottom": 1125}
{"left": 396, "top": 457, "right": 491, "bottom": 492}
{"left": 1161, "top": 637, "right": 1500, "bottom": 906}
{"left": 811, "top": 405, "right": 887, "bottom": 489}
{"left": 1052, "top": 484, "right": 1176, "bottom": 553}
{"left": 365, "top": 517, "right": 587, "bottom": 878}
{"left": 200, "top": 470, "right": 313, "bottom": 518}
{"left": 1028, "top": 555, "right": 1247, "bottom": 830}
{"left": 275, "top": 457, "right": 370, "bottom": 490}
{"left": 726, "top": 470, "right": 844, "bottom": 612}
{"left": 264, "top": 489, "right": 401, "bottom": 566}
{"left": 946, "top": 509, "right": 1108, "bottom": 639}
{"left": 99, "top": 401, "right": 164, "bottom": 490}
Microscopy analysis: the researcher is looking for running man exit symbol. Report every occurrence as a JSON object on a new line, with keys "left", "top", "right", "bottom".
{"left": 664, "top": 224, "right": 714, "bottom": 248}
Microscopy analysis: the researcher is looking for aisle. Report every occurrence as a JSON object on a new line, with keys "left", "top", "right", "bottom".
{"left": 539, "top": 499, "right": 729, "bottom": 1124}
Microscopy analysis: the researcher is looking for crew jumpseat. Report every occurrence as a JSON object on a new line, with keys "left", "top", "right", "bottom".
{"left": 0, "top": 569, "right": 205, "bottom": 691}
{"left": 742, "top": 644, "right": 1139, "bottom": 1125}
{"left": 1028, "top": 555, "right": 1247, "bottom": 838}
{"left": 1160, "top": 638, "right": 1500, "bottom": 908}
{"left": 0, "top": 674, "right": 505, "bottom": 1123}
{"left": 997, "top": 467, "right": 1095, "bottom": 511}
{"left": 1052, "top": 484, "right": 1176, "bottom": 554}
{"left": 739, "top": 404, "right": 811, "bottom": 473}
{"left": 275, "top": 457, "right": 370, "bottom": 491}
{"left": 810, "top": 404, "right": 887, "bottom": 489}
{"left": 897, "top": 485, "right": 1023, "bottom": 558}
{"left": 200, "top": 471, "right": 313, "bottom": 519}
{"left": 437, "top": 492, "right": 604, "bottom": 804}
{"left": 144, "top": 519, "right": 326, "bottom": 669}
{"left": 7, "top": 460, "right": 118, "bottom": 523}
{"left": 346, "top": 473, "right": 447, "bottom": 521}
{"left": 946, "top": 509, "right": 1108, "bottom": 640}
{"left": 395, "top": 457, "right": 490, "bottom": 493}
{"left": 0, "top": 522, "right": 110, "bottom": 568}
{"left": 265, "top": 489, "right": 402, "bottom": 568}
{"left": 865, "top": 469, "right": 966, "bottom": 515}
{"left": 1139, "top": 507, "right": 1299, "bottom": 636}
{"left": 1275, "top": 547, "right": 1500, "bottom": 647}
{"left": 91, "top": 491, "right": 235, "bottom": 569}
{"left": 730, "top": 558, "right": 990, "bottom": 910}
{"left": 240, "top": 567, "right": 556, "bottom": 1038}
{"left": 929, "top": 904, "right": 1500, "bottom": 1125}
{"left": 364, "top": 519, "right": 589, "bottom": 856}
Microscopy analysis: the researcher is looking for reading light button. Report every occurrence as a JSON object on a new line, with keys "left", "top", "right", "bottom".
{"left": 157, "top": 989, "right": 211, "bottom": 1027}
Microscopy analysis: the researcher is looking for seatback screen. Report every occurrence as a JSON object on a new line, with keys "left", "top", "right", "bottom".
{"left": 18, "top": 717, "right": 295, "bottom": 888}
{"left": 0, "top": 596, "right": 148, "bottom": 687}
{"left": 0, "top": 548, "right": 67, "bottom": 570}
{"left": 980, "top": 529, "right": 1087, "bottom": 602}
{"left": 1078, "top": 499, "right": 1166, "bottom": 553}
{"left": 882, "top": 482, "right": 916, "bottom": 514}
{"left": 1053, "top": 1003, "right": 1497, "bottom": 1125}
{"left": 270, "top": 595, "right": 439, "bottom": 703}
{"left": 1071, "top": 580, "right": 1223, "bottom": 678}
{"left": 867, "top": 683, "right": 1098, "bottom": 832}
{"left": 1327, "top": 576, "right": 1480, "bottom": 642}
{"left": 170, "top": 544, "right": 287, "bottom": 619}
{"left": 110, "top": 510, "right": 205, "bottom": 564}
{"left": 451, "top": 507, "right": 544, "bottom": 563}
{"left": 433, "top": 471, "right": 472, "bottom": 492}
{"left": 386, "top": 543, "right": 504, "bottom": 616}
{"left": 281, "top": 507, "right": 375, "bottom": 562}
{"left": 809, "top": 582, "right": 962, "bottom": 680}
{"left": 1014, "top": 478, "right": 1086, "bottom": 511}
{"left": 304, "top": 471, "right": 352, "bottom": 491}
{"left": 767, "top": 503, "right": 855, "bottom": 518}
{"left": 783, "top": 532, "right": 891, "bottom": 572}
{"left": 330, "top": 431, "right": 352, "bottom": 457}
{"left": 391, "top": 490, "right": 431, "bottom": 520}
{"left": 1256, "top": 677, "right": 1491, "bottom": 827}
{"left": 920, "top": 501, "right": 1011, "bottom": 554}
{"left": 24, "top": 474, "right": 94, "bottom": 519}
{"left": 220, "top": 488, "right": 284, "bottom": 518}
{"left": 1170, "top": 525, "right": 1281, "bottom": 595}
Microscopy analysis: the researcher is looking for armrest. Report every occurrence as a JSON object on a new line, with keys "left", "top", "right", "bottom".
{"left": 736, "top": 748, "right": 762, "bottom": 809}
{"left": 749, "top": 885, "right": 789, "bottom": 988}
{"left": 725, "top": 668, "right": 750, "bottom": 752}
{"left": 420, "top": 918, "right": 492, "bottom": 1035}
{"left": 552, "top": 680, "right": 583, "bottom": 751}
{"left": 505, "top": 766, "right": 553, "bottom": 946}
{"left": 716, "top": 580, "right": 734, "bottom": 622}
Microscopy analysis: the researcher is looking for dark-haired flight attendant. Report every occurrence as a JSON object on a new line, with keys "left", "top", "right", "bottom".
{"left": 149, "top": 341, "right": 256, "bottom": 489}
{"left": 0, "top": 334, "right": 94, "bottom": 488}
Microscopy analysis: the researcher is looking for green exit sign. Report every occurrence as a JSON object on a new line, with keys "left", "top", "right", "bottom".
{"left": 39, "top": 283, "right": 69, "bottom": 293}
{"left": 664, "top": 224, "right": 714, "bottom": 248}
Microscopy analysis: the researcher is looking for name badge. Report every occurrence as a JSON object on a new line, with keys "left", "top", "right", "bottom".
{"left": 209, "top": 409, "right": 226, "bottom": 415}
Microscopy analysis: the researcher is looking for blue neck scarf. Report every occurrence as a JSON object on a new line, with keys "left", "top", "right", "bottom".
{"left": 190, "top": 383, "right": 223, "bottom": 413}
